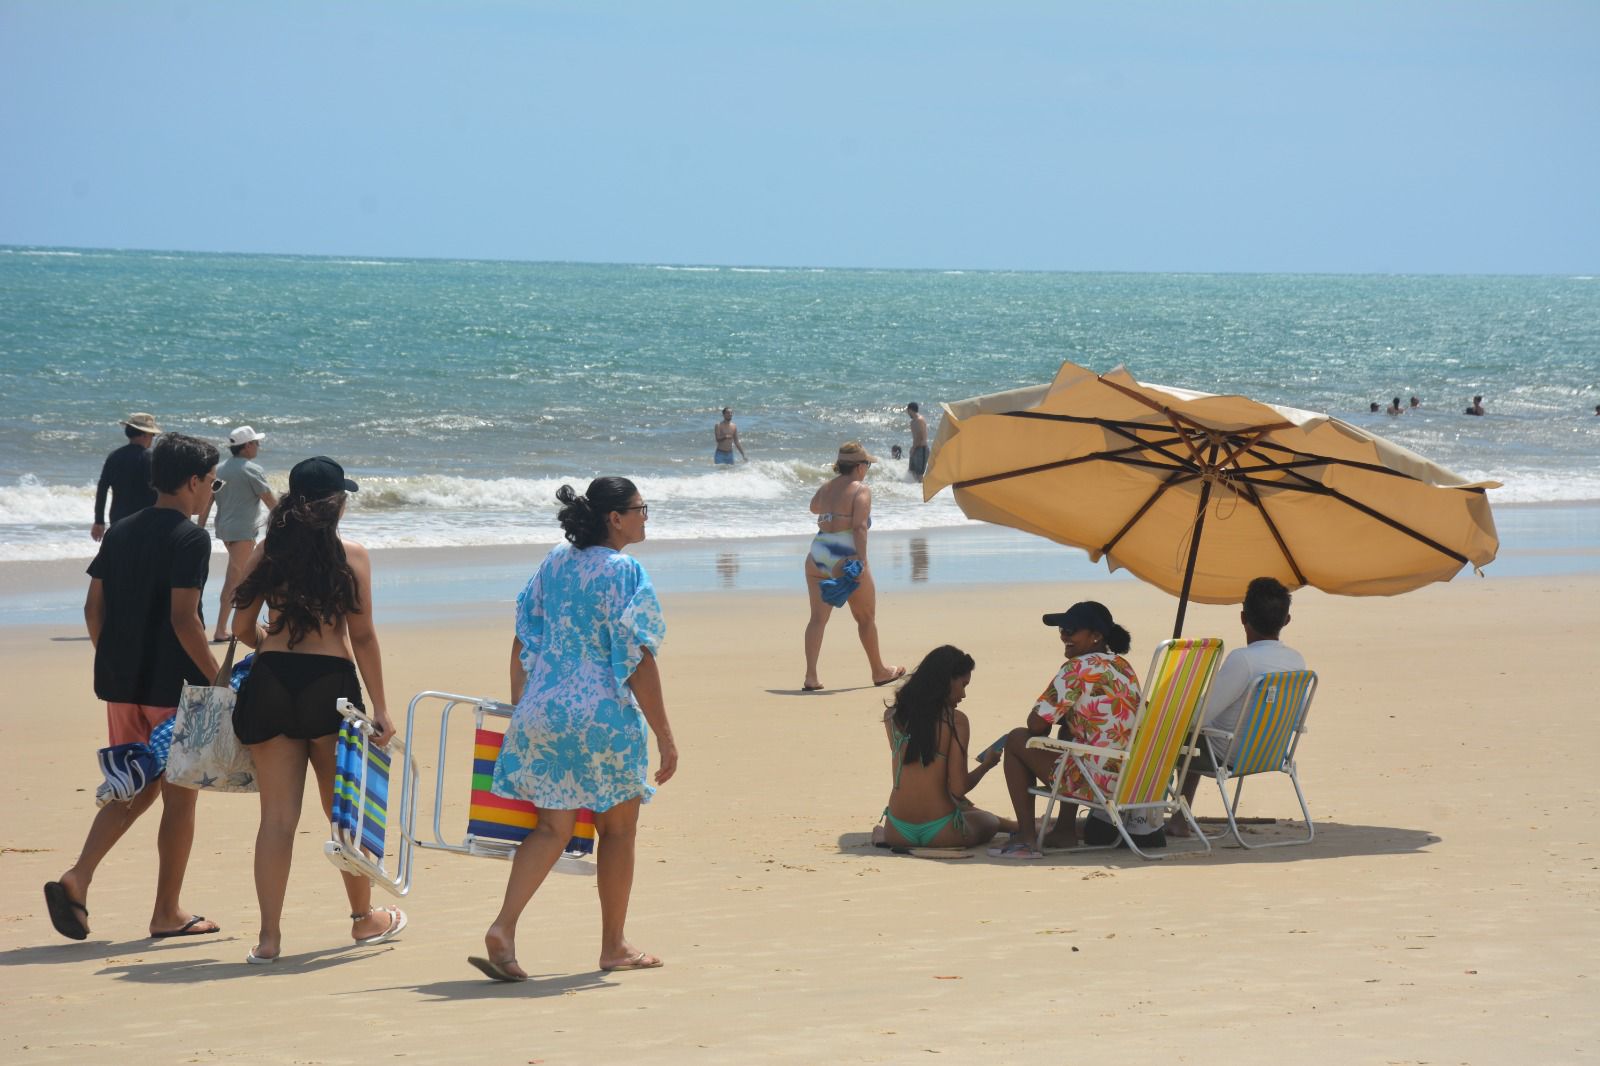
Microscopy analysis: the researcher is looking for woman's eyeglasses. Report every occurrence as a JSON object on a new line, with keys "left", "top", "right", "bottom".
{"left": 621, "top": 504, "right": 649, "bottom": 518}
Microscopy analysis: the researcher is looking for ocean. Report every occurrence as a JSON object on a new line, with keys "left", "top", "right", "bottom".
{"left": 2, "top": 246, "right": 1598, "bottom": 563}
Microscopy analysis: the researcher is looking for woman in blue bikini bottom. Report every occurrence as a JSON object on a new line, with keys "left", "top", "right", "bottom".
{"left": 879, "top": 646, "right": 1012, "bottom": 849}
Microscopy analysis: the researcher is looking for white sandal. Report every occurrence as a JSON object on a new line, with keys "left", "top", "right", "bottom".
{"left": 352, "top": 906, "right": 408, "bottom": 946}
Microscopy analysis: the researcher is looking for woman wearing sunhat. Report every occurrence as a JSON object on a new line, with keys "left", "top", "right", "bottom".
{"left": 991, "top": 601, "right": 1146, "bottom": 859}
{"left": 230, "top": 456, "right": 402, "bottom": 963}
{"left": 801, "top": 441, "right": 904, "bottom": 691}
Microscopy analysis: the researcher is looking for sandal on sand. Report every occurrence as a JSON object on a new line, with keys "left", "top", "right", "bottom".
{"left": 245, "top": 949, "right": 278, "bottom": 965}
{"left": 987, "top": 841, "right": 1044, "bottom": 860}
{"left": 151, "top": 915, "right": 219, "bottom": 938}
{"left": 352, "top": 906, "right": 408, "bottom": 946}
{"left": 873, "top": 666, "right": 907, "bottom": 687}
{"left": 468, "top": 955, "right": 528, "bottom": 983}
{"left": 601, "top": 950, "right": 663, "bottom": 972}
{"left": 43, "top": 882, "right": 89, "bottom": 941}
{"left": 802, "top": 682, "right": 825, "bottom": 692}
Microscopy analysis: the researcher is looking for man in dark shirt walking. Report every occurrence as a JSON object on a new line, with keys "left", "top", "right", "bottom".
{"left": 91, "top": 412, "right": 161, "bottom": 542}
{"left": 44, "top": 432, "right": 225, "bottom": 942}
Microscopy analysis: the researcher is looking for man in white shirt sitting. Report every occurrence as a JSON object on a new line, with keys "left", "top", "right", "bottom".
{"left": 1169, "top": 576, "right": 1306, "bottom": 836}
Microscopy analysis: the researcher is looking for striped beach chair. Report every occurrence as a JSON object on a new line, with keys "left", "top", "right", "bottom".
{"left": 397, "top": 691, "right": 596, "bottom": 878}
{"left": 324, "top": 698, "right": 418, "bottom": 896}
{"left": 1197, "top": 669, "right": 1318, "bottom": 849}
{"left": 1026, "top": 637, "right": 1225, "bottom": 859}
{"left": 467, "top": 727, "right": 597, "bottom": 861}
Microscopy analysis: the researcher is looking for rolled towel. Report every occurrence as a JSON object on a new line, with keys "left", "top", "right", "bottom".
{"left": 819, "top": 558, "right": 863, "bottom": 608}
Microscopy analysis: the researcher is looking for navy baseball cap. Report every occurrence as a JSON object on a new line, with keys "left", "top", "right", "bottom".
{"left": 288, "top": 456, "right": 359, "bottom": 501}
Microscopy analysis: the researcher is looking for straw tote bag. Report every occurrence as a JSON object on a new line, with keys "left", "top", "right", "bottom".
{"left": 167, "top": 638, "right": 258, "bottom": 793}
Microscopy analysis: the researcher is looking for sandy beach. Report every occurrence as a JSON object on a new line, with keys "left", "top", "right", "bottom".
{"left": 2, "top": 558, "right": 1596, "bottom": 1065}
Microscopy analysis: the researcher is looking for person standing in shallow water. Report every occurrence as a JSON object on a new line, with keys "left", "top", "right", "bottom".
{"left": 713, "top": 407, "right": 747, "bottom": 464}
{"left": 905, "top": 402, "right": 930, "bottom": 481}
{"left": 472, "top": 477, "right": 679, "bottom": 981}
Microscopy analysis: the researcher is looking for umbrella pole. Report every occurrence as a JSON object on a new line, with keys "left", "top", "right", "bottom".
{"left": 1172, "top": 465, "right": 1216, "bottom": 640}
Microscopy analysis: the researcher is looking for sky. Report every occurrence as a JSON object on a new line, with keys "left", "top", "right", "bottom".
{"left": 1, "top": 1, "right": 1595, "bottom": 273}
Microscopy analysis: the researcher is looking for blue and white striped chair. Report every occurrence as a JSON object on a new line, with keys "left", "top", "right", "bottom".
{"left": 1198, "top": 669, "right": 1318, "bottom": 849}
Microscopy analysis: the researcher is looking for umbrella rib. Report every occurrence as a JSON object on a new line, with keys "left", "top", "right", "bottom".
{"left": 1233, "top": 478, "right": 1309, "bottom": 587}
{"left": 951, "top": 442, "right": 1164, "bottom": 490}
{"left": 1277, "top": 470, "right": 1470, "bottom": 564}
{"left": 1099, "top": 469, "right": 1191, "bottom": 558}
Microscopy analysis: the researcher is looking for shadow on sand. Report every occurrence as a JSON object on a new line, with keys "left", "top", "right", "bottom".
{"left": 357, "top": 970, "right": 614, "bottom": 1002}
{"left": 835, "top": 821, "right": 1441, "bottom": 866}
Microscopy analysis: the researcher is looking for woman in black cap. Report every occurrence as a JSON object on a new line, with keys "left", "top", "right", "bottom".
{"left": 990, "top": 601, "right": 1146, "bottom": 859}
{"left": 230, "top": 455, "right": 402, "bottom": 963}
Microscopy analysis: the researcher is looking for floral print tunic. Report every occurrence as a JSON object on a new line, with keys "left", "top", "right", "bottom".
{"left": 1033, "top": 651, "right": 1142, "bottom": 798}
{"left": 492, "top": 544, "right": 666, "bottom": 813}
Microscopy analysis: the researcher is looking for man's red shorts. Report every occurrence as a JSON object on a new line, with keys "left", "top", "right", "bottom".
{"left": 106, "top": 702, "right": 176, "bottom": 746}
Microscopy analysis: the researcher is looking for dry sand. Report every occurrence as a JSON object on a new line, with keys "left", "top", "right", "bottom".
{"left": 2, "top": 570, "right": 1596, "bottom": 1064}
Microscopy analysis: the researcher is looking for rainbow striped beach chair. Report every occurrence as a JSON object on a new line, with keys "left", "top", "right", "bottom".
{"left": 399, "top": 691, "right": 596, "bottom": 877}
{"left": 1026, "top": 637, "right": 1225, "bottom": 859}
{"left": 324, "top": 698, "right": 419, "bottom": 896}
{"left": 1197, "top": 669, "right": 1318, "bottom": 849}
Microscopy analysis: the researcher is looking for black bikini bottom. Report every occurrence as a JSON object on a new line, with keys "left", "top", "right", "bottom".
{"left": 233, "top": 652, "right": 364, "bottom": 745}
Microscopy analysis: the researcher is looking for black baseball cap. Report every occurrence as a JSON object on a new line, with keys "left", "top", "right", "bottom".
{"left": 1042, "top": 601, "right": 1115, "bottom": 634}
{"left": 288, "top": 456, "right": 359, "bottom": 501}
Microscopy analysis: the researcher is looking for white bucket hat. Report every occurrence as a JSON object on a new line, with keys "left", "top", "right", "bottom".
{"left": 228, "top": 426, "right": 267, "bottom": 446}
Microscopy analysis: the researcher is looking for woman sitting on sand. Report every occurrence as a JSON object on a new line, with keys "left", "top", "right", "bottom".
{"left": 231, "top": 456, "right": 403, "bottom": 963}
{"left": 878, "top": 646, "right": 1010, "bottom": 850}
{"left": 991, "top": 601, "right": 1144, "bottom": 860}
{"left": 472, "top": 477, "right": 679, "bottom": 981}
{"left": 802, "top": 441, "right": 903, "bottom": 691}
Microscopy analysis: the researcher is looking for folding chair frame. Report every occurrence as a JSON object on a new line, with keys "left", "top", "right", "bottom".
{"left": 1026, "top": 637, "right": 1224, "bottom": 860}
{"left": 400, "top": 690, "right": 595, "bottom": 877}
{"left": 1199, "top": 670, "right": 1318, "bottom": 849}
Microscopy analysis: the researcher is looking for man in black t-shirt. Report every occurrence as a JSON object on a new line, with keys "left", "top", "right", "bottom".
{"left": 91, "top": 412, "right": 161, "bottom": 542}
{"left": 44, "top": 433, "right": 225, "bottom": 942}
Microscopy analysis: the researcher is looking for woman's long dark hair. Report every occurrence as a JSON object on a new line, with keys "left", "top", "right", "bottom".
{"left": 232, "top": 493, "right": 359, "bottom": 649}
{"left": 887, "top": 645, "right": 976, "bottom": 767}
{"left": 555, "top": 477, "right": 638, "bottom": 549}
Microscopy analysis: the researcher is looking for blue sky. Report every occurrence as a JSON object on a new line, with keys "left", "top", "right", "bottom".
{"left": 1, "top": 1, "right": 1595, "bottom": 272}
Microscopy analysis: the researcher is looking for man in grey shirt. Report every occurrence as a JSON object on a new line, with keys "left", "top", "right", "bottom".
{"left": 198, "top": 426, "right": 277, "bottom": 641}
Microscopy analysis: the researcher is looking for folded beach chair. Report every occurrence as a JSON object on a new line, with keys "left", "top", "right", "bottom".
{"left": 1196, "top": 669, "right": 1318, "bottom": 849}
{"left": 1026, "top": 637, "right": 1225, "bottom": 859}
{"left": 324, "top": 698, "right": 418, "bottom": 896}
{"left": 398, "top": 690, "right": 596, "bottom": 877}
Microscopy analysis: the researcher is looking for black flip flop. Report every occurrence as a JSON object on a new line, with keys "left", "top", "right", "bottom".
{"left": 43, "top": 881, "right": 89, "bottom": 941}
{"left": 467, "top": 955, "right": 529, "bottom": 983}
{"left": 151, "top": 915, "right": 218, "bottom": 938}
{"left": 873, "top": 666, "right": 907, "bottom": 687}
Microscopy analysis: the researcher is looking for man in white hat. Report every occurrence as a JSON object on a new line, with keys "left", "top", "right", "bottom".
{"left": 198, "top": 426, "right": 277, "bottom": 642}
{"left": 91, "top": 413, "right": 161, "bottom": 542}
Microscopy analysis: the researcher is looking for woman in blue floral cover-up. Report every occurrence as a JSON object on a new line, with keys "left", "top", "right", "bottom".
{"left": 469, "top": 477, "right": 679, "bottom": 983}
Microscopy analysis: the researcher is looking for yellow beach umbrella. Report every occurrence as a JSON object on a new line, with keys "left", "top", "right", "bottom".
{"left": 924, "top": 361, "right": 1500, "bottom": 637}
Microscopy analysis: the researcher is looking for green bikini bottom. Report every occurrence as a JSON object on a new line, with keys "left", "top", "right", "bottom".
{"left": 882, "top": 805, "right": 967, "bottom": 847}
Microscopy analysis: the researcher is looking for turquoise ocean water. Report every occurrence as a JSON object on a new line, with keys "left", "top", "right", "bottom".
{"left": 2, "top": 246, "right": 1598, "bottom": 564}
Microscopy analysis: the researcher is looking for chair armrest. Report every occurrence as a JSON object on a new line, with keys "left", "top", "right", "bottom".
{"left": 1026, "top": 736, "right": 1128, "bottom": 760}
